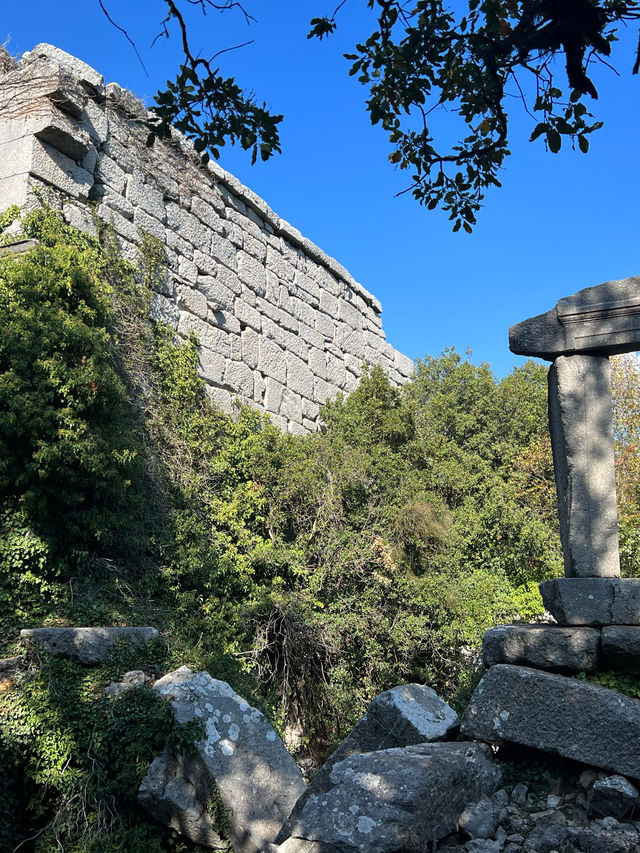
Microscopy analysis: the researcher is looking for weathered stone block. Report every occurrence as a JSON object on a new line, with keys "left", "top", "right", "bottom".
{"left": 461, "top": 664, "right": 640, "bottom": 779}
{"left": 540, "top": 577, "right": 640, "bottom": 625}
{"left": 138, "top": 748, "right": 227, "bottom": 849}
{"left": 258, "top": 337, "right": 286, "bottom": 384}
{"left": 282, "top": 743, "right": 500, "bottom": 853}
{"left": 602, "top": 626, "right": 640, "bottom": 673}
{"left": 21, "top": 44, "right": 105, "bottom": 94}
{"left": 30, "top": 138, "right": 93, "bottom": 199}
{"left": 286, "top": 353, "right": 314, "bottom": 399}
{"left": 224, "top": 359, "right": 254, "bottom": 398}
{"left": 238, "top": 250, "right": 267, "bottom": 296}
{"left": 510, "top": 274, "right": 640, "bottom": 360}
{"left": 20, "top": 626, "right": 158, "bottom": 665}
{"left": 482, "top": 624, "right": 601, "bottom": 672}
{"left": 235, "top": 297, "right": 261, "bottom": 333}
{"left": 149, "top": 667, "right": 305, "bottom": 853}
{"left": 588, "top": 775, "right": 640, "bottom": 820}
{"left": 549, "top": 354, "right": 619, "bottom": 577}
{"left": 177, "top": 286, "right": 208, "bottom": 321}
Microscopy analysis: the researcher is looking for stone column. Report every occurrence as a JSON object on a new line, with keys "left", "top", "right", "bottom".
{"left": 548, "top": 353, "right": 620, "bottom": 578}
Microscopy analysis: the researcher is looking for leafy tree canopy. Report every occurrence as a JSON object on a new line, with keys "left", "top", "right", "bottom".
{"left": 108, "top": 0, "right": 640, "bottom": 231}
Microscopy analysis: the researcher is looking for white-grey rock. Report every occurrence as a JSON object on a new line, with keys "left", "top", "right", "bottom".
{"left": 147, "top": 667, "right": 305, "bottom": 853}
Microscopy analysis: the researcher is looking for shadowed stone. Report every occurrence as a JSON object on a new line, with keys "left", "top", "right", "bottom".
{"left": 540, "top": 578, "right": 640, "bottom": 626}
{"left": 461, "top": 664, "right": 640, "bottom": 779}
{"left": 548, "top": 354, "right": 619, "bottom": 578}
{"left": 20, "top": 626, "right": 159, "bottom": 664}
{"left": 283, "top": 742, "right": 500, "bottom": 853}
{"left": 139, "top": 747, "right": 228, "bottom": 849}
{"left": 588, "top": 775, "right": 640, "bottom": 820}
{"left": 602, "top": 626, "right": 640, "bottom": 674}
{"left": 509, "top": 275, "right": 640, "bottom": 360}
{"left": 482, "top": 624, "right": 601, "bottom": 672}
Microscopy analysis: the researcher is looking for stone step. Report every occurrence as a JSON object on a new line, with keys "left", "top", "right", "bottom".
{"left": 482, "top": 624, "right": 601, "bottom": 672}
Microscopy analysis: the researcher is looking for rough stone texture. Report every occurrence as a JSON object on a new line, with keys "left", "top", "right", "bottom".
{"left": 461, "top": 664, "right": 640, "bottom": 779}
{"left": 548, "top": 354, "right": 620, "bottom": 578}
{"left": 283, "top": 742, "right": 500, "bottom": 853}
{"left": 602, "top": 626, "right": 640, "bottom": 674}
{"left": 588, "top": 776, "right": 640, "bottom": 821}
{"left": 509, "top": 275, "right": 640, "bottom": 360}
{"left": 458, "top": 796, "right": 499, "bottom": 840}
{"left": 482, "top": 624, "right": 601, "bottom": 672}
{"left": 0, "top": 44, "right": 413, "bottom": 433}
{"left": 20, "top": 626, "right": 158, "bottom": 664}
{"left": 104, "top": 669, "right": 151, "bottom": 698}
{"left": 149, "top": 666, "right": 305, "bottom": 853}
{"left": 138, "top": 747, "right": 228, "bottom": 849}
{"left": 539, "top": 577, "right": 640, "bottom": 626}
{"left": 278, "top": 684, "right": 458, "bottom": 844}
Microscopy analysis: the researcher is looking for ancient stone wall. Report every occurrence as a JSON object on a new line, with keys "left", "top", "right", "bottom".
{"left": 0, "top": 44, "right": 413, "bottom": 433}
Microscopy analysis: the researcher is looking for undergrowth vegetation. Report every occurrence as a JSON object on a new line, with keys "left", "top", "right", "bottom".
{"left": 0, "top": 202, "right": 601, "bottom": 849}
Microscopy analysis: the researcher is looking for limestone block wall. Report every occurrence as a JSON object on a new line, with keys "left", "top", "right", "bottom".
{"left": 0, "top": 44, "right": 413, "bottom": 433}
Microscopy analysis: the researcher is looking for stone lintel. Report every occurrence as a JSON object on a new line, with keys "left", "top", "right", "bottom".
{"left": 540, "top": 578, "right": 640, "bottom": 626}
{"left": 509, "top": 275, "right": 640, "bottom": 360}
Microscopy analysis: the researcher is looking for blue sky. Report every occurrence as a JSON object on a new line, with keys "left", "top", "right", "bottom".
{"left": 4, "top": 2, "right": 640, "bottom": 376}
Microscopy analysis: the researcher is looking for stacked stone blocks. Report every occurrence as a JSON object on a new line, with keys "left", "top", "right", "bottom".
{"left": 0, "top": 44, "right": 413, "bottom": 434}
{"left": 462, "top": 271, "right": 640, "bottom": 780}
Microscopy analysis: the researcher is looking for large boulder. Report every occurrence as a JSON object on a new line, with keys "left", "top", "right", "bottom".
{"left": 276, "top": 683, "right": 458, "bottom": 844}
{"left": 20, "top": 626, "right": 158, "bottom": 664}
{"left": 280, "top": 742, "right": 500, "bottom": 853}
{"left": 482, "top": 624, "right": 601, "bottom": 672}
{"left": 140, "top": 667, "right": 305, "bottom": 853}
{"left": 461, "top": 664, "right": 640, "bottom": 779}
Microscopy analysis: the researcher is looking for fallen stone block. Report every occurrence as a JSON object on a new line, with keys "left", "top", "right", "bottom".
{"left": 458, "top": 795, "right": 498, "bottom": 840}
{"left": 539, "top": 577, "right": 640, "bottom": 626}
{"left": 460, "top": 664, "right": 640, "bottom": 779}
{"left": 146, "top": 667, "right": 305, "bottom": 853}
{"left": 20, "top": 626, "right": 158, "bottom": 664}
{"left": 588, "top": 775, "right": 640, "bottom": 820}
{"left": 138, "top": 747, "right": 228, "bottom": 849}
{"left": 282, "top": 742, "right": 500, "bottom": 853}
{"left": 602, "top": 626, "right": 640, "bottom": 674}
{"left": 276, "top": 683, "right": 458, "bottom": 844}
{"left": 482, "top": 623, "right": 601, "bottom": 672}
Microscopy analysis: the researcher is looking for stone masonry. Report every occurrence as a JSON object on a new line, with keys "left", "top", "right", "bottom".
{"left": 0, "top": 44, "right": 413, "bottom": 434}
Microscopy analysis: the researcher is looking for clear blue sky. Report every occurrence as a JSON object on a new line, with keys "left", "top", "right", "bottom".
{"left": 4, "top": 2, "right": 640, "bottom": 376}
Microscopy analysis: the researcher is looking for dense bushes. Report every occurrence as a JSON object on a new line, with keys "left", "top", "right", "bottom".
{"left": 0, "top": 205, "right": 567, "bottom": 848}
